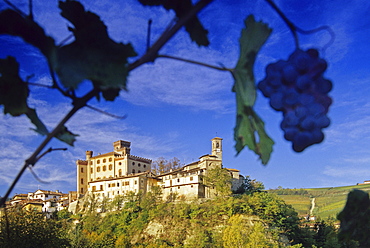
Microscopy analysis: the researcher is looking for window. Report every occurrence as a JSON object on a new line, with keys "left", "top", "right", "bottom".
{"left": 138, "top": 170, "right": 141, "bottom": 173}
{"left": 81, "top": 167, "right": 84, "bottom": 173}
{"left": 109, "top": 158, "right": 112, "bottom": 162}
{"left": 103, "top": 159, "right": 106, "bottom": 163}
{"left": 178, "top": 186, "right": 180, "bottom": 189}
{"left": 109, "top": 164, "right": 112, "bottom": 170}
{"left": 100, "top": 185, "right": 103, "bottom": 191}
{"left": 90, "top": 161, "right": 93, "bottom": 165}
{"left": 81, "top": 188, "right": 84, "bottom": 193}
{"left": 97, "top": 160, "right": 100, "bottom": 164}
{"left": 135, "top": 180, "right": 137, "bottom": 185}
{"left": 132, "top": 169, "right": 135, "bottom": 174}
{"left": 143, "top": 164, "right": 146, "bottom": 168}
{"left": 138, "top": 163, "right": 141, "bottom": 167}
{"left": 177, "top": 179, "right": 180, "bottom": 183}
{"left": 108, "top": 184, "right": 111, "bottom": 188}
{"left": 119, "top": 169, "right": 122, "bottom": 176}
{"left": 125, "top": 181, "right": 129, "bottom": 186}
{"left": 191, "top": 185, "right": 193, "bottom": 188}
{"left": 90, "top": 168, "right": 93, "bottom": 174}
{"left": 97, "top": 166, "right": 101, "bottom": 172}
{"left": 103, "top": 165, "right": 107, "bottom": 171}
{"left": 81, "top": 178, "right": 84, "bottom": 184}
{"left": 92, "top": 186, "right": 96, "bottom": 191}
{"left": 190, "top": 177, "right": 193, "bottom": 181}
{"left": 117, "top": 183, "right": 120, "bottom": 187}
{"left": 119, "top": 162, "right": 122, "bottom": 165}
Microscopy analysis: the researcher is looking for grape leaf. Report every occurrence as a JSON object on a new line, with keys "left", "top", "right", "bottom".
{"left": 0, "top": 56, "right": 30, "bottom": 116}
{"left": 138, "top": 0, "right": 209, "bottom": 46}
{"left": 55, "top": 1, "right": 137, "bottom": 100}
{"left": 0, "top": 9, "right": 56, "bottom": 59}
{"left": 0, "top": 56, "right": 77, "bottom": 146}
{"left": 232, "top": 15, "right": 273, "bottom": 165}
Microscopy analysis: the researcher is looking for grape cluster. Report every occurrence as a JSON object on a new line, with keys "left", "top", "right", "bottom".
{"left": 258, "top": 49, "right": 332, "bottom": 152}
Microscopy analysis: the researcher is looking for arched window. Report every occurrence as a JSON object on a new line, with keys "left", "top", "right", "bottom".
{"left": 132, "top": 169, "right": 135, "bottom": 174}
{"left": 109, "top": 158, "right": 112, "bottom": 162}
{"left": 103, "top": 159, "right": 106, "bottom": 163}
{"left": 109, "top": 164, "right": 113, "bottom": 170}
{"left": 103, "top": 165, "right": 106, "bottom": 171}
{"left": 97, "top": 166, "right": 101, "bottom": 172}
{"left": 138, "top": 163, "right": 141, "bottom": 167}
{"left": 97, "top": 160, "right": 100, "bottom": 164}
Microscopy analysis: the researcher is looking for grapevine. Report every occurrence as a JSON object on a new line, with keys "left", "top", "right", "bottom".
{"left": 258, "top": 48, "right": 332, "bottom": 152}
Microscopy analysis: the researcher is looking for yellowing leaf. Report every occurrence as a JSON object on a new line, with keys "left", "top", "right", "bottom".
{"left": 232, "top": 15, "right": 273, "bottom": 164}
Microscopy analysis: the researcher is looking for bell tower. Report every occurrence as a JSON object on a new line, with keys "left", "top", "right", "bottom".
{"left": 211, "top": 137, "right": 223, "bottom": 160}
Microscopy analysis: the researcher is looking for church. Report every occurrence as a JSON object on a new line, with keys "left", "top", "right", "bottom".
{"left": 76, "top": 137, "right": 245, "bottom": 200}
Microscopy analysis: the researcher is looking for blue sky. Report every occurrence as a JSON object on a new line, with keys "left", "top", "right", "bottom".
{"left": 1, "top": 0, "right": 370, "bottom": 196}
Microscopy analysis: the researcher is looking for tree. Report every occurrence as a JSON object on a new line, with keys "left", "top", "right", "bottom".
{"left": 203, "top": 166, "right": 232, "bottom": 197}
{"left": 233, "top": 176, "right": 265, "bottom": 194}
{"left": 152, "top": 157, "right": 182, "bottom": 175}
{"left": 0, "top": 209, "right": 69, "bottom": 247}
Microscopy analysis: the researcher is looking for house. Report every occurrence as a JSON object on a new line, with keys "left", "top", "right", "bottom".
{"left": 77, "top": 137, "right": 245, "bottom": 201}
{"left": 5, "top": 189, "right": 75, "bottom": 217}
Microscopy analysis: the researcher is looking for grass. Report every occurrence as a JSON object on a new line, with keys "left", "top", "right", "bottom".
{"left": 270, "top": 184, "right": 370, "bottom": 220}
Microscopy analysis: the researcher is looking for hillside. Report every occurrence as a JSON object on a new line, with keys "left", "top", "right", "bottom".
{"left": 269, "top": 184, "right": 370, "bottom": 219}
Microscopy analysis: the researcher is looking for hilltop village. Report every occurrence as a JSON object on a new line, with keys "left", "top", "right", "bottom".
{"left": 4, "top": 138, "right": 245, "bottom": 215}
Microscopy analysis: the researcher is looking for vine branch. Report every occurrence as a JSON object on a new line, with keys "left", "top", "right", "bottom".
{"left": 0, "top": 88, "right": 99, "bottom": 207}
{"left": 129, "top": 0, "right": 214, "bottom": 71}
{"left": 158, "top": 54, "right": 232, "bottom": 72}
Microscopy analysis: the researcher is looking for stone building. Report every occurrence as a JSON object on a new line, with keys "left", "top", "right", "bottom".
{"left": 76, "top": 137, "right": 245, "bottom": 201}
{"left": 76, "top": 140, "right": 153, "bottom": 199}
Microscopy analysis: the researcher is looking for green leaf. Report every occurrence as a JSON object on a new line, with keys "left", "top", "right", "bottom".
{"left": 27, "top": 108, "right": 49, "bottom": 136}
{"left": 55, "top": 1, "right": 137, "bottom": 100}
{"left": 138, "top": 0, "right": 209, "bottom": 46}
{"left": 55, "top": 126, "right": 79, "bottom": 146}
{"left": 0, "top": 56, "right": 29, "bottom": 116}
{"left": 0, "top": 57, "right": 77, "bottom": 146}
{"left": 0, "top": 10, "right": 56, "bottom": 59}
{"left": 232, "top": 15, "right": 273, "bottom": 165}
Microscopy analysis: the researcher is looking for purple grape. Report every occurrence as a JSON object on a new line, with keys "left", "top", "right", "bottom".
{"left": 270, "top": 92, "right": 284, "bottom": 110}
{"left": 293, "top": 131, "right": 313, "bottom": 152}
{"left": 282, "top": 65, "right": 299, "bottom": 85}
{"left": 315, "top": 78, "right": 333, "bottom": 94}
{"left": 284, "top": 127, "right": 299, "bottom": 141}
{"left": 257, "top": 48, "right": 332, "bottom": 152}
{"left": 300, "top": 116, "right": 316, "bottom": 130}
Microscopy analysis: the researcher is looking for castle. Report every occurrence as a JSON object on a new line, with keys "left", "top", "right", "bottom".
{"left": 76, "top": 138, "right": 245, "bottom": 200}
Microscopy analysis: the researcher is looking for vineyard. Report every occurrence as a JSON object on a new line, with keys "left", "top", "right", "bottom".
{"left": 271, "top": 184, "right": 370, "bottom": 219}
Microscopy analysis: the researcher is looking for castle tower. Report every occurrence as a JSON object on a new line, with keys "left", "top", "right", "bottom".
{"left": 76, "top": 160, "right": 88, "bottom": 196}
{"left": 211, "top": 137, "right": 223, "bottom": 160}
{"left": 113, "top": 140, "right": 131, "bottom": 155}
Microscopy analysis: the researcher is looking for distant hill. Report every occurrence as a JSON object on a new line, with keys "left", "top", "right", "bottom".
{"left": 269, "top": 184, "right": 370, "bottom": 220}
